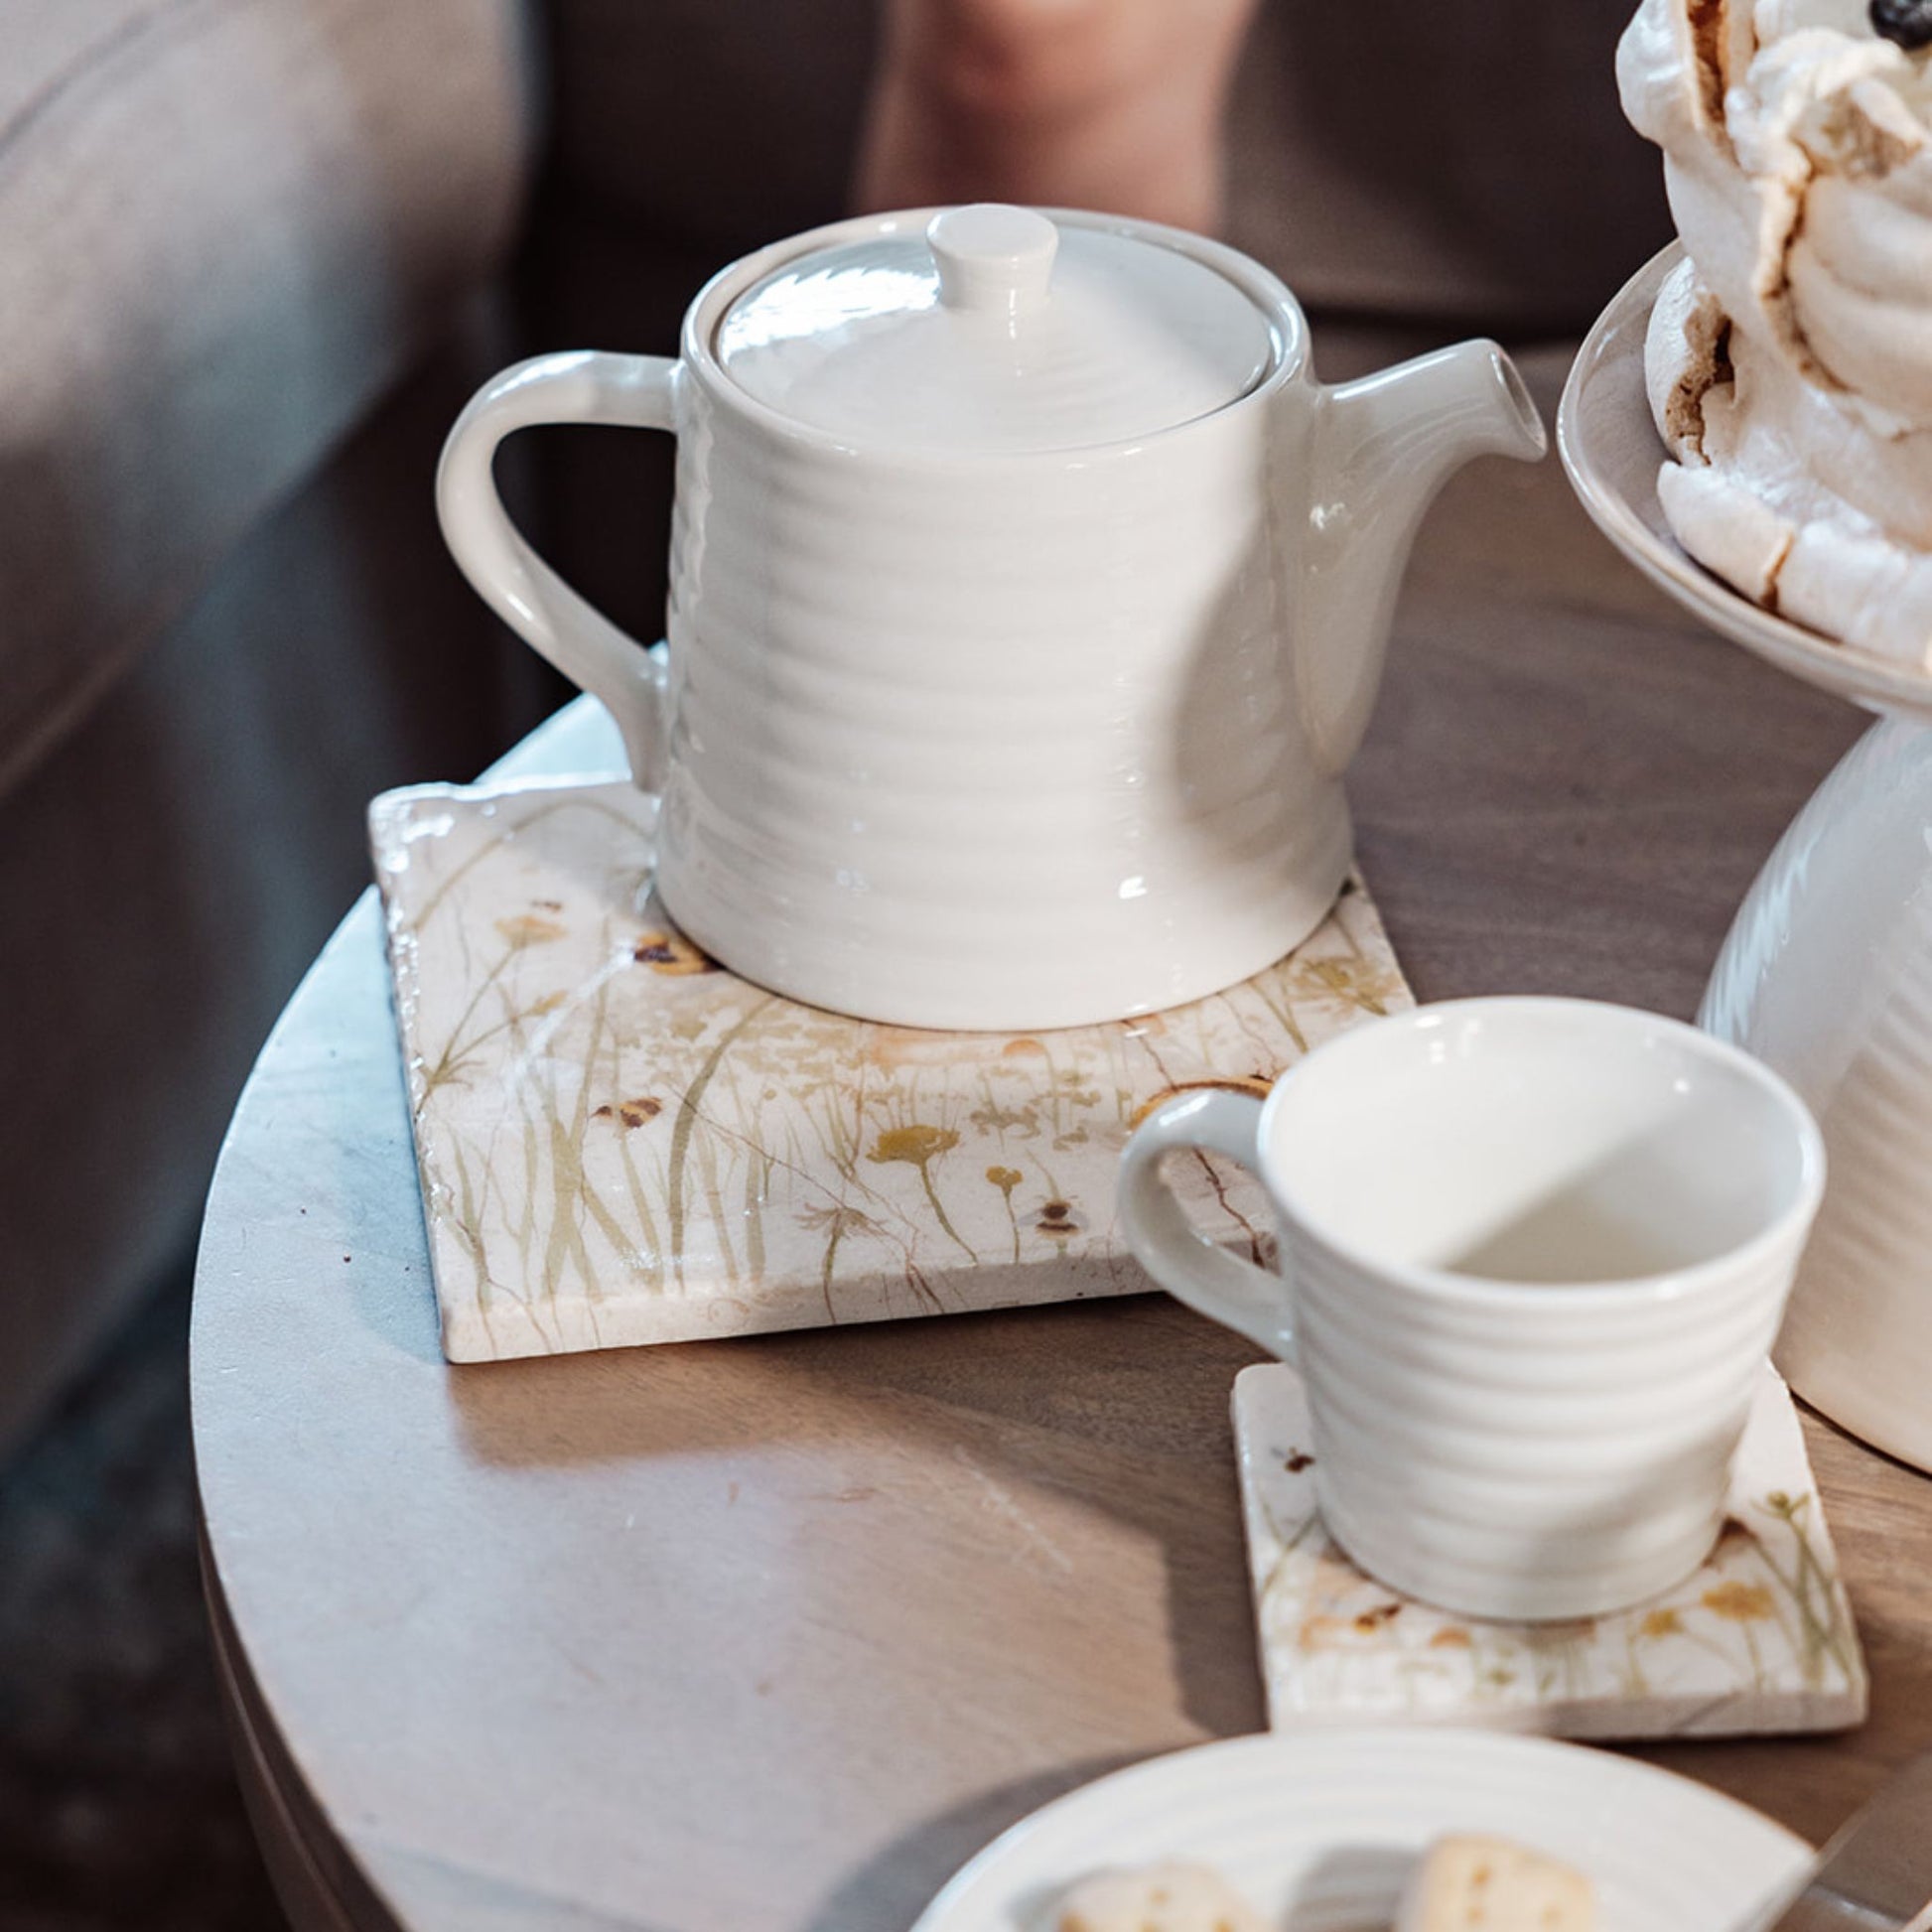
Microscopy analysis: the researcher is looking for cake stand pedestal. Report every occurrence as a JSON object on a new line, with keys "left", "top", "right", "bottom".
{"left": 1562, "top": 247, "right": 1932, "bottom": 1474}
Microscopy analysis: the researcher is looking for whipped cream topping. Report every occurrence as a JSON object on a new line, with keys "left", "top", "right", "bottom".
{"left": 1620, "top": 0, "right": 1932, "bottom": 661}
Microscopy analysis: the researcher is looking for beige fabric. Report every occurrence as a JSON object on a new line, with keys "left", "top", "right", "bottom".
{"left": 0, "top": 0, "right": 535, "bottom": 795}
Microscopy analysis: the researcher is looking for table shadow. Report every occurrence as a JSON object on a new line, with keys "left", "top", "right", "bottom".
{"left": 446, "top": 1290, "right": 1270, "bottom": 1742}
{"left": 798, "top": 1752, "right": 1144, "bottom": 1932}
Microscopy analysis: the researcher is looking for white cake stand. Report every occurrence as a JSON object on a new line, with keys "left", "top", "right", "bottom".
{"left": 1561, "top": 244, "right": 1932, "bottom": 1475}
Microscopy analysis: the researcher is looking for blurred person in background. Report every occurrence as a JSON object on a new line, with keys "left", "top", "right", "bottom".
{"left": 851, "top": 0, "right": 1669, "bottom": 331}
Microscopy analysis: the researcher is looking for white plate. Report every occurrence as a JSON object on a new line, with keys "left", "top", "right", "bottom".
{"left": 1557, "top": 243, "right": 1932, "bottom": 725}
{"left": 911, "top": 1729, "right": 1810, "bottom": 1932}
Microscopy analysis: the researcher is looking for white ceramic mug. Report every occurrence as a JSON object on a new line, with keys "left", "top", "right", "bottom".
{"left": 1119, "top": 998, "right": 1825, "bottom": 1621}
{"left": 437, "top": 206, "right": 1544, "bottom": 1031}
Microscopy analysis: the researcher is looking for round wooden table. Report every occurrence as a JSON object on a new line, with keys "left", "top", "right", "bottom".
{"left": 192, "top": 350, "right": 1931, "bottom": 1932}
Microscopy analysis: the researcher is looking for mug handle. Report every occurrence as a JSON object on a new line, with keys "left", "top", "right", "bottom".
{"left": 436, "top": 350, "right": 680, "bottom": 789}
{"left": 1118, "top": 1088, "right": 1299, "bottom": 1366}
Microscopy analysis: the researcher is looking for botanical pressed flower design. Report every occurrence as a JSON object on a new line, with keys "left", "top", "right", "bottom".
{"left": 869, "top": 1124, "right": 959, "bottom": 1166}
{"left": 1702, "top": 1581, "right": 1775, "bottom": 1622}
{"left": 1288, "top": 951, "right": 1408, "bottom": 1018}
{"left": 1237, "top": 1364, "right": 1866, "bottom": 1737}
{"left": 869, "top": 1125, "right": 971, "bottom": 1259}
{"left": 985, "top": 1166, "right": 1025, "bottom": 1261}
{"left": 371, "top": 777, "right": 1411, "bottom": 1361}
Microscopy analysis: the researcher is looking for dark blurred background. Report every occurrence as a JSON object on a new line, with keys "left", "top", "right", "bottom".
{"left": 0, "top": 2, "right": 1664, "bottom": 1924}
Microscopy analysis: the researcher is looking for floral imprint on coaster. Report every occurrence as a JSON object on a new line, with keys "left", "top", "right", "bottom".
{"left": 1233, "top": 1361, "right": 1866, "bottom": 1740}
{"left": 369, "top": 777, "right": 1413, "bottom": 1361}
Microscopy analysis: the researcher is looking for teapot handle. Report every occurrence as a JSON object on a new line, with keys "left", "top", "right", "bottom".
{"left": 436, "top": 350, "right": 679, "bottom": 789}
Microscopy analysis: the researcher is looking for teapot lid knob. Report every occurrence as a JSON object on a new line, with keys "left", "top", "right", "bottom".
{"left": 927, "top": 205, "right": 1058, "bottom": 319}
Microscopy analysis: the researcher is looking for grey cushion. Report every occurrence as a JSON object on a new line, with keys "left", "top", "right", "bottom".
{"left": 0, "top": 0, "right": 536, "bottom": 795}
{"left": 0, "top": 329, "right": 561, "bottom": 1458}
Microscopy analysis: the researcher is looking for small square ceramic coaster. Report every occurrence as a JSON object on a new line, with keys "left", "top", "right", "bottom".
{"left": 1233, "top": 1361, "right": 1866, "bottom": 1739}
{"left": 369, "top": 774, "right": 1413, "bottom": 1362}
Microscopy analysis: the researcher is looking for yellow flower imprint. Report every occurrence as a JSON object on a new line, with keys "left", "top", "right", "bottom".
{"left": 1702, "top": 1582, "right": 1774, "bottom": 1622}
{"left": 870, "top": 1125, "right": 973, "bottom": 1261}
{"left": 495, "top": 913, "right": 566, "bottom": 948}
{"left": 871, "top": 1125, "right": 960, "bottom": 1167}
{"left": 1640, "top": 1608, "right": 1684, "bottom": 1640}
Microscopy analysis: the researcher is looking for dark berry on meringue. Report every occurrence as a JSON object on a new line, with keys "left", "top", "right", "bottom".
{"left": 1872, "top": 0, "right": 1932, "bottom": 51}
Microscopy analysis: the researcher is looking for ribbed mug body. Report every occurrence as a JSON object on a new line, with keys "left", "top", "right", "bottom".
{"left": 1291, "top": 1222, "right": 1802, "bottom": 1621}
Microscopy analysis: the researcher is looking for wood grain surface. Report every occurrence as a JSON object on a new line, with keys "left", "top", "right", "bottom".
{"left": 191, "top": 345, "right": 1927, "bottom": 1932}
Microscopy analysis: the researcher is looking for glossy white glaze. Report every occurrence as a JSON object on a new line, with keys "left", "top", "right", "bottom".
{"left": 438, "top": 207, "right": 1545, "bottom": 1029}
{"left": 1119, "top": 998, "right": 1825, "bottom": 1621}
{"left": 1702, "top": 718, "right": 1932, "bottom": 1473}
{"left": 716, "top": 206, "right": 1274, "bottom": 453}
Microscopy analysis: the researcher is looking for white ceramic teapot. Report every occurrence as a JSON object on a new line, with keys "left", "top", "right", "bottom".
{"left": 438, "top": 205, "right": 1545, "bottom": 1029}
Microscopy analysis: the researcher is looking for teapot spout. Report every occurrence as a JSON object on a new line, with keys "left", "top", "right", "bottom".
{"left": 1302, "top": 339, "right": 1546, "bottom": 773}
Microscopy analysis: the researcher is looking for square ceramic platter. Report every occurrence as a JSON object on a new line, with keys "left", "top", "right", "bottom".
{"left": 1234, "top": 1360, "right": 1866, "bottom": 1740}
{"left": 368, "top": 774, "right": 1412, "bottom": 1362}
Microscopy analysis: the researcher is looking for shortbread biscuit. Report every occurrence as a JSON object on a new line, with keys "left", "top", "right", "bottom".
{"left": 1395, "top": 1835, "right": 1593, "bottom": 1932}
{"left": 1054, "top": 1860, "right": 1267, "bottom": 1932}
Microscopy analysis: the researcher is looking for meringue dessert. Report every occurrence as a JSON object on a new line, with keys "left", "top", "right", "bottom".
{"left": 1620, "top": 0, "right": 1932, "bottom": 662}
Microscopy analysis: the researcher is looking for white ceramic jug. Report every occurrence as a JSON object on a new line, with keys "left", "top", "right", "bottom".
{"left": 1702, "top": 717, "right": 1932, "bottom": 1473}
{"left": 438, "top": 205, "right": 1545, "bottom": 1029}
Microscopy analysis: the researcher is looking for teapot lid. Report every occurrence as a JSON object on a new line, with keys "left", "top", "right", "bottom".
{"left": 713, "top": 206, "right": 1277, "bottom": 455}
